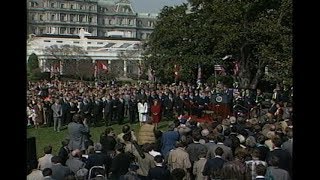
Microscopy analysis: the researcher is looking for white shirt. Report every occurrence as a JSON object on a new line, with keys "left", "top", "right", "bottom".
{"left": 149, "top": 150, "right": 161, "bottom": 157}
{"left": 27, "top": 169, "right": 43, "bottom": 180}
{"left": 38, "top": 154, "right": 54, "bottom": 170}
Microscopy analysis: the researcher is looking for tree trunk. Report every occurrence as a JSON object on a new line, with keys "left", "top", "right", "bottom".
{"left": 250, "top": 69, "right": 263, "bottom": 89}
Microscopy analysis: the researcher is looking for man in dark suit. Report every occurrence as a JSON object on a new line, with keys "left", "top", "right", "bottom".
{"left": 58, "top": 139, "right": 70, "bottom": 166}
{"left": 174, "top": 93, "right": 185, "bottom": 116}
{"left": 128, "top": 96, "right": 138, "bottom": 124}
{"left": 85, "top": 143, "right": 111, "bottom": 175}
{"left": 163, "top": 94, "right": 174, "bottom": 119}
{"left": 51, "top": 156, "right": 71, "bottom": 180}
{"left": 147, "top": 155, "right": 171, "bottom": 180}
{"left": 103, "top": 95, "right": 113, "bottom": 126}
{"left": 110, "top": 143, "right": 132, "bottom": 179}
{"left": 266, "top": 135, "right": 292, "bottom": 177}
{"left": 203, "top": 147, "right": 226, "bottom": 178}
{"left": 91, "top": 98, "right": 103, "bottom": 126}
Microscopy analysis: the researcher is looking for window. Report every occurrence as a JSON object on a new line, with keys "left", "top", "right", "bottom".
{"left": 44, "top": 40, "right": 51, "bottom": 42}
{"left": 109, "top": 19, "right": 112, "bottom": 25}
{"left": 70, "top": 14, "right": 74, "bottom": 22}
{"left": 70, "top": 28, "right": 75, "bottom": 34}
{"left": 30, "top": 2, "right": 35, "bottom": 7}
{"left": 97, "top": 42, "right": 103, "bottom": 45}
{"left": 39, "top": 15, "right": 43, "bottom": 21}
{"left": 87, "top": 42, "right": 91, "bottom": 44}
{"left": 51, "top": 3, "right": 54, "bottom": 8}
{"left": 128, "top": 19, "right": 132, "bottom": 25}
{"left": 51, "top": 15, "right": 55, "bottom": 21}
{"left": 80, "top": 5, "right": 83, "bottom": 10}
{"left": 56, "top": 41, "right": 63, "bottom": 43}
{"left": 60, "top": 4, "right": 64, "bottom": 9}
{"left": 60, "top": 14, "right": 66, "bottom": 22}
{"left": 89, "top": 17, "right": 92, "bottom": 23}
{"left": 89, "top": 6, "right": 92, "bottom": 11}
{"left": 138, "top": 20, "right": 142, "bottom": 26}
{"left": 73, "top": 41, "right": 80, "bottom": 44}
{"left": 31, "top": 14, "right": 35, "bottom": 21}
{"left": 60, "top": 27, "right": 66, "bottom": 34}
{"left": 39, "top": 28, "right": 44, "bottom": 34}
{"left": 70, "top": 5, "right": 74, "bottom": 9}
{"left": 32, "top": 28, "right": 36, "bottom": 34}
{"left": 79, "top": 15, "right": 84, "bottom": 23}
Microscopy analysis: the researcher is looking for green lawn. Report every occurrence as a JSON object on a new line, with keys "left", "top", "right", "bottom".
{"left": 27, "top": 120, "right": 170, "bottom": 158}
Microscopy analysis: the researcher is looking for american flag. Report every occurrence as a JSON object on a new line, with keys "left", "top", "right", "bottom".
{"left": 174, "top": 64, "right": 181, "bottom": 81}
{"left": 197, "top": 64, "right": 202, "bottom": 81}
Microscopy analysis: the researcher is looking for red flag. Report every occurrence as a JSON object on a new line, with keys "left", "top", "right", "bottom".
{"left": 233, "top": 61, "right": 240, "bottom": 75}
{"left": 101, "top": 62, "right": 108, "bottom": 70}
{"left": 96, "top": 61, "right": 109, "bottom": 73}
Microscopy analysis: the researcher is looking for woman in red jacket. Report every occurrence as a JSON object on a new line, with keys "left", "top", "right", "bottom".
{"left": 151, "top": 99, "right": 162, "bottom": 129}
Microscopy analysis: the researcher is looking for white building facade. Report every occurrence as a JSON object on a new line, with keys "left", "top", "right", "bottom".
{"left": 27, "top": 0, "right": 158, "bottom": 78}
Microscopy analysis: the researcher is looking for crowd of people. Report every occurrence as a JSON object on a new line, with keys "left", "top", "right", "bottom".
{"left": 27, "top": 79, "right": 293, "bottom": 180}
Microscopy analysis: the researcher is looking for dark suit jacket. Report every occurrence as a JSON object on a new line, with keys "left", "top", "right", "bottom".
{"left": 202, "top": 157, "right": 226, "bottom": 176}
{"left": 85, "top": 152, "right": 111, "bottom": 171}
{"left": 58, "top": 146, "right": 69, "bottom": 166}
{"left": 147, "top": 165, "right": 171, "bottom": 180}
{"left": 110, "top": 153, "right": 132, "bottom": 178}
{"left": 100, "top": 135, "right": 117, "bottom": 153}
{"left": 267, "top": 148, "right": 292, "bottom": 175}
{"left": 51, "top": 163, "right": 71, "bottom": 180}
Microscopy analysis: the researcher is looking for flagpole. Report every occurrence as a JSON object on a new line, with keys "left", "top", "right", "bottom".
{"left": 93, "top": 60, "right": 97, "bottom": 81}
{"left": 214, "top": 67, "right": 217, "bottom": 86}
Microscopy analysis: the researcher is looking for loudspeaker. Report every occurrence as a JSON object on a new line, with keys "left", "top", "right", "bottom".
{"left": 27, "top": 137, "right": 37, "bottom": 171}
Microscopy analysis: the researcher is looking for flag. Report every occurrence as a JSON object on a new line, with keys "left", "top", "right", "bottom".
{"left": 214, "top": 64, "right": 226, "bottom": 76}
{"left": 174, "top": 64, "right": 181, "bottom": 81}
{"left": 148, "top": 67, "right": 154, "bottom": 82}
{"left": 94, "top": 61, "right": 98, "bottom": 79}
{"left": 197, "top": 64, "right": 202, "bottom": 83}
{"left": 233, "top": 61, "right": 240, "bottom": 76}
{"left": 96, "top": 61, "right": 109, "bottom": 72}
{"left": 214, "top": 65, "right": 223, "bottom": 71}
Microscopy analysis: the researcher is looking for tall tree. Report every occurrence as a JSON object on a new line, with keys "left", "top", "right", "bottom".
{"left": 27, "top": 53, "right": 39, "bottom": 72}
{"left": 43, "top": 45, "right": 93, "bottom": 81}
{"left": 145, "top": 0, "right": 292, "bottom": 88}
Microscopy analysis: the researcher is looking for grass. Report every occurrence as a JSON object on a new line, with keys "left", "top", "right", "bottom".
{"left": 27, "top": 120, "right": 171, "bottom": 158}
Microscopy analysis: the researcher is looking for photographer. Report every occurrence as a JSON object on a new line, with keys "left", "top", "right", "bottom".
{"left": 67, "top": 113, "right": 89, "bottom": 153}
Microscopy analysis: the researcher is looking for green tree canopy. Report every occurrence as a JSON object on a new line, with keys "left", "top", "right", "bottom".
{"left": 144, "top": 0, "right": 292, "bottom": 88}
{"left": 27, "top": 53, "right": 39, "bottom": 73}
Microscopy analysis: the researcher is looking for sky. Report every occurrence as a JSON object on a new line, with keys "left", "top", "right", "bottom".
{"left": 130, "top": 0, "right": 188, "bottom": 14}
